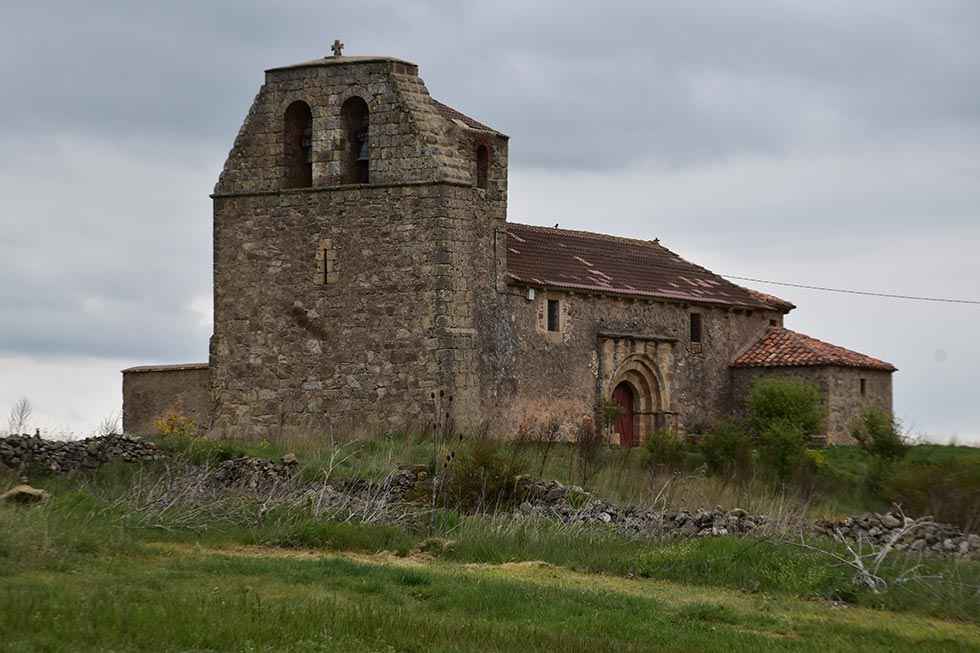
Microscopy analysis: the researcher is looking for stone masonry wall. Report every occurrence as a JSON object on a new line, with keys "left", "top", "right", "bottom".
{"left": 211, "top": 186, "right": 446, "bottom": 438}
{"left": 442, "top": 133, "right": 508, "bottom": 427}
{"left": 122, "top": 365, "right": 211, "bottom": 435}
{"left": 215, "top": 57, "right": 485, "bottom": 196}
{"left": 825, "top": 367, "right": 893, "bottom": 444}
{"left": 730, "top": 366, "right": 892, "bottom": 444}
{"left": 209, "top": 55, "right": 508, "bottom": 439}
{"left": 482, "top": 290, "right": 781, "bottom": 439}
{"left": 729, "top": 365, "right": 829, "bottom": 428}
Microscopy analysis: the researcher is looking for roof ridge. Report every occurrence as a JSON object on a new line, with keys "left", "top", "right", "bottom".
{"left": 508, "top": 222, "right": 666, "bottom": 250}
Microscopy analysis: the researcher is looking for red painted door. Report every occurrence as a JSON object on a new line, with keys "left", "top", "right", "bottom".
{"left": 612, "top": 382, "right": 636, "bottom": 447}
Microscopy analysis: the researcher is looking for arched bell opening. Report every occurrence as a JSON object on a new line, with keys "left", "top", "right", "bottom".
{"left": 341, "top": 96, "right": 369, "bottom": 184}
{"left": 283, "top": 100, "right": 313, "bottom": 189}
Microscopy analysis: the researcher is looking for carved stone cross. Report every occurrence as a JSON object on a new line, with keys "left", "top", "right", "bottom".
{"left": 331, "top": 39, "right": 344, "bottom": 57}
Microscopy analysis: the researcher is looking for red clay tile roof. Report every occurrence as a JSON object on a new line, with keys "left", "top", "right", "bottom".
{"left": 432, "top": 99, "right": 503, "bottom": 135}
{"left": 732, "top": 328, "right": 896, "bottom": 371}
{"left": 505, "top": 223, "right": 794, "bottom": 312}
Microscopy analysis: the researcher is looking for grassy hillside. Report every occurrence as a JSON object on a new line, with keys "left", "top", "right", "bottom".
{"left": 4, "top": 539, "right": 978, "bottom": 652}
{"left": 2, "top": 452, "right": 979, "bottom": 651}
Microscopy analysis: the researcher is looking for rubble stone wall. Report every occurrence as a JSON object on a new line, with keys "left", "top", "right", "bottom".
{"left": 0, "top": 434, "right": 164, "bottom": 474}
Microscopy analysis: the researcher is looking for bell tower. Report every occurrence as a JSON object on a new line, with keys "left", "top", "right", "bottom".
{"left": 208, "top": 47, "right": 508, "bottom": 438}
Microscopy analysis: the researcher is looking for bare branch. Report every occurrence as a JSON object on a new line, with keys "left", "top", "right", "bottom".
{"left": 7, "top": 397, "right": 32, "bottom": 435}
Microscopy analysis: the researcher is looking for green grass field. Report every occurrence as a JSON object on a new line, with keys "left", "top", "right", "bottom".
{"left": 5, "top": 540, "right": 979, "bottom": 653}
{"left": 2, "top": 451, "right": 980, "bottom": 652}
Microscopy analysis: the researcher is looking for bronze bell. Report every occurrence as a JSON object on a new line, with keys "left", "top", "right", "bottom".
{"left": 301, "top": 126, "right": 313, "bottom": 163}
{"left": 356, "top": 136, "right": 369, "bottom": 162}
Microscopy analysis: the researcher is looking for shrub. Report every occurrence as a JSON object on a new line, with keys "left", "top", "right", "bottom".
{"left": 795, "top": 448, "right": 828, "bottom": 495}
{"left": 442, "top": 439, "right": 524, "bottom": 512}
{"left": 642, "top": 429, "right": 687, "bottom": 473}
{"left": 748, "top": 377, "right": 823, "bottom": 437}
{"left": 152, "top": 403, "right": 197, "bottom": 438}
{"left": 756, "top": 418, "right": 808, "bottom": 483}
{"left": 573, "top": 417, "right": 606, "bottom": 485}
{"left": 600, "top": 400, "right": 622, "bottom": 434}
{"left": 699, "top": 420, "right": 753, "bottom": 480}
{"left": 850, "top": 409, "right": 908, "bottom": 461}
{"left": 881, "top": 457, "right": 980, "bottom": 532}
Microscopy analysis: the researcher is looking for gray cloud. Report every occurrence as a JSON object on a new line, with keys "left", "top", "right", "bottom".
{"left": 4, "top": 2, "right": 977, "bottom": 168}
{"left": 1, "top": 1, "right": 977, "bottom": 439}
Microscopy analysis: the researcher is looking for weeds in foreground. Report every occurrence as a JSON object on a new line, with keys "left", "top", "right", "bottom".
{"left": 4, "top": 448, "right": 979, "bottom": 628}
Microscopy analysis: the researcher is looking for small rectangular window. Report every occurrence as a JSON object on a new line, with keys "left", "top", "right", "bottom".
{"left": 547, "top": 299, "right": 560, "bottom": 332}
{"left": 860, "top": 378, "right": 867, "bottom": 396}
{"left": 689, "top": 313, "right": 702, "bottom": 343}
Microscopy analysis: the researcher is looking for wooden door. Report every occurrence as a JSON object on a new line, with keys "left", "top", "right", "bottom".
{"left": 612, "top": 382, "right": 636, "bottom": 447}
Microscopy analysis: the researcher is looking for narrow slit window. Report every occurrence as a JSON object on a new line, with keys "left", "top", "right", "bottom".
{"left": 860, "top": 378, "right": 867, "bottom": 396}
{"left": 690, "top": 313, "right": 702, "bottom": 343}
{"left": 476, "top": 144, "right": 489, "bottom": 189}
{"left": 547, "top": 299, "right": 560, "bottom": 332}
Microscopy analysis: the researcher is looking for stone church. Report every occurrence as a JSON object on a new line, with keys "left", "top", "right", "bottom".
{"left": 122, "top": 48, "right": 896, "bottom": 446}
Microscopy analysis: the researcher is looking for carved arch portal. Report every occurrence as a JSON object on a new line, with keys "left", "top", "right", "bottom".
{"left": 605, "top": 353, "right": 668, "bottom": 446}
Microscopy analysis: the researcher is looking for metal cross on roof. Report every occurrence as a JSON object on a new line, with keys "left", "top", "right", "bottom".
{"left": 331, "top": 39, "right": 344, "bottom": 57}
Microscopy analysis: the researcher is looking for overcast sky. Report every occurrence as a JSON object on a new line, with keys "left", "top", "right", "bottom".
{"left": 1, "top": 1, "right": 978, "bottom": 441}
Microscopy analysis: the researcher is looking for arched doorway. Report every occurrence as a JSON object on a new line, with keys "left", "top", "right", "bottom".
{"left": 605, "top": 352, "right": 667, "bottom": 447}
{"left": 612, "top": 381, "right": 637, "bottom": 447}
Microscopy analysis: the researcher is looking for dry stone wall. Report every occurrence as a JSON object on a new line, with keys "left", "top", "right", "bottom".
{"left": 0, "top": 434, "right": 164, "bottom": 475}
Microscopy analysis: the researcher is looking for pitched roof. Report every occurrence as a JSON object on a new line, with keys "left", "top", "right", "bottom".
{"left": 432, "top": 99, "right": 503, "bottom": 136}
{"left": 504, "top": 223, "right": 794, "bottom": 312}
{"left": 732, "top": 328, "right": 896, "bottom": 371}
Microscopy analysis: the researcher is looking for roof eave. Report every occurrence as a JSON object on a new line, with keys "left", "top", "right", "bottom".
{"left": 265, "top": 55, "right": 416, "bottom": 73}
{"left": 731, "top": 363, "right": 897, "bottom": 372}
{"left": 122, "top": 363, "right": 209, "bottom": 374}
{"left": 506, "top": 275, "right": 777, "bottom": 312}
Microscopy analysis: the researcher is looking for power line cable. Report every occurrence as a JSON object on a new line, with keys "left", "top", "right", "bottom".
{"left": 722, "top": 275, "right": 980, "bottom": 305}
